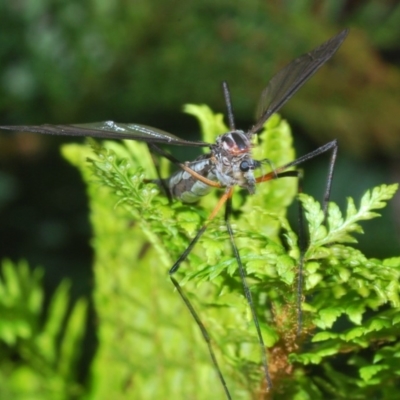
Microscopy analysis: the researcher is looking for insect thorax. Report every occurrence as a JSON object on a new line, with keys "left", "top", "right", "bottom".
{"left": 211, "top": 130, "right": 257, "bottom": 194}
{"left": 166, "top": 130, "right": 258, "bottom": 203}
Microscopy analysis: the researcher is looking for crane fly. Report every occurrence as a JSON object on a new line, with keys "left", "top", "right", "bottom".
{"left": 0, "top": 29, "right": 348, "bottom": 398}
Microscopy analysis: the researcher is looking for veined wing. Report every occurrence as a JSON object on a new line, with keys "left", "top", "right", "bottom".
{"left": 250, "top": 29, "right": 348, "bottom": 134}
{"left": 0, "top": 121, "right": 210, "bottom": 147}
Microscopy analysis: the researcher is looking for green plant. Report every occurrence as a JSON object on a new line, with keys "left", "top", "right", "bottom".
{"left": 1, "top": 105, "right": 398, "bottom": 399}
{"left": 0, "top": 259, "right": 87, "bottom": 400}
{"left": 62, "top": 105, "right": 399, "bottom": 399}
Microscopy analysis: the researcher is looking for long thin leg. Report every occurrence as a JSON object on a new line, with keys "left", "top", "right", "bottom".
{"left": 169, "top": 188, "right": 233, "bottom": 274}
{"left": 169, "top": 188, "right": 234, "bottom": 399}
{"left": 256, "top": 142, "right": 338, "bottom": 335}
{"left": 170, "top": 275, "right": 232, "bottom": 400}
{"left": 224, "top": 195, "right": 272, "bottom": 391}
{"left": 265, "top": 139, "right": 338, "bottom": 218}
{"left": 263, "top": 170, "right": 307, "bottom": 334}
{"left": 321, "top": 140, "right": 338, "bottom": 217}
{"left": 146, "top": 143, "right": 173, "bottom": 203}
{"left": 293, "top": 171, "right": 306, "bottom": 336}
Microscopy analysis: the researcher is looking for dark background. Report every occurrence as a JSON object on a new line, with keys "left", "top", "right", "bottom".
{"left": 0, "top": 0, "right": 399, "bottom": 379}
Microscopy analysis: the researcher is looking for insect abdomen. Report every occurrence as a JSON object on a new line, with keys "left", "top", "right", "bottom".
{"left": 167, "top": 157, "right": 216, "bottom": 203}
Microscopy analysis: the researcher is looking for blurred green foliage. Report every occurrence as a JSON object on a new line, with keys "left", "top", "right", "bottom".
{"left": 1, "top": 1, "right": 400, "bottom": 398}
{"left": 0, "top": 260, "right": 87, "bottom": 399}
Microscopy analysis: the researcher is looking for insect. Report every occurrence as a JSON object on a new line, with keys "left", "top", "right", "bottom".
{"left": 0, "top": 29, "right": 348, "bottom": 398}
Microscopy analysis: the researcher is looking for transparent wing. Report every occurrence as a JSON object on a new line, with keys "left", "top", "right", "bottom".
{"left": 250, "top": 29, "right": 348, "bottom": 134}
{"left": 0, "top": 121, "right": 210, "bottom": 147}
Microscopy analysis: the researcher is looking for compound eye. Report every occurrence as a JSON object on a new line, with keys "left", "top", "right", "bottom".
{"left": 240, "top": 160, "right": 250, "bottom": 172}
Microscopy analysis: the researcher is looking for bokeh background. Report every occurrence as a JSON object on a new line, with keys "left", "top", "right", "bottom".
{"left": 0, "top": 0, "right": 399, "bottom": 389}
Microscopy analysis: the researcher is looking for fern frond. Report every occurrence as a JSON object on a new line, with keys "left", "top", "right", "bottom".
{"left": 60, "top": 105, "right": 400, "bottom": 399}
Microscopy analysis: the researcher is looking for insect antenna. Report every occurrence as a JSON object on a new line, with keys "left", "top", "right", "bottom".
{"left": 222, "top": 81, "right": 236, "bottom": 131}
